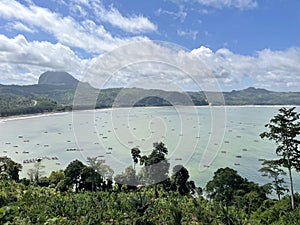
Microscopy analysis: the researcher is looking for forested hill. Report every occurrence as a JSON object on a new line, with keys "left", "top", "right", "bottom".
{"left": 0, "top": 71, "right": 299, "bottom": 116}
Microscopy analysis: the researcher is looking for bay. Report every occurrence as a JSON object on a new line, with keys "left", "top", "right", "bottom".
{"left": 0, "top": 106, "right": 299, "bottom": 191}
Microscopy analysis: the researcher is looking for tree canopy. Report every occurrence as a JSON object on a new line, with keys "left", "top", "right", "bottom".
{"left": 260, "top": 107, "right": 300, "bottom": 210}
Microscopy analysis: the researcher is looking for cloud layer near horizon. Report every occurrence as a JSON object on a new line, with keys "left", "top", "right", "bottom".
{"left": 0, "top": 33, "right": 299, "bottom": 91}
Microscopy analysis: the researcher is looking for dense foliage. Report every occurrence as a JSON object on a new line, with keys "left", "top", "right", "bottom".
{"left": 0, "top": 94, "right": 67, "bottom": 116}
{"left": 0, "top": 173, "right": 299, "bottom": 224}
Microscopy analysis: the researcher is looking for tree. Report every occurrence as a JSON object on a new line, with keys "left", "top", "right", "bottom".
{"left": 132, "top": 142, "right": 170, "bottom": 198}
{"left": 171, "top": 165, "right": 190, "bottom": 195}
{"left": 0, "top": 157, "right": 22, "bottom": 181}
{"left": 205, "top": 167, "right": 245, "bottom": 206}
{"left": 27, "top": 161, "right": 45, "bottom": 184}
{"left": 79, "top": 166, "right": 103, "bottom": 191}
{"left": 64, "top": 160, "right": 85, "bottom": 192}
{"left": 114, "top": 166, "right": 138, "bottom": 190}
{"left": 206, "top": 167, "right": 268, "bottom": 211}
{"left": 260, "top": 107, "right": 300, "bottom": 210}
{"left": 139, "top": 142, "right": 170, "bottom": 185}
{"left": 131, "top": 147, "right": 141, "bottom": 169}
{"left": 48, "top": 170, "right": 65, "bottom": 189}
{"left": 86, "top": 157, "right": 114, "bottom": 179}
{"left": 259, "top": 160, "right": 288, "bottom": 200}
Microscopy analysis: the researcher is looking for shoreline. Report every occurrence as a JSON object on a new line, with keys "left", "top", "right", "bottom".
{"left": 0, "top": 111, "right": 70, "bottom": 122}
{"left": 0, "top": 104, "right": 298, "bottom": 122}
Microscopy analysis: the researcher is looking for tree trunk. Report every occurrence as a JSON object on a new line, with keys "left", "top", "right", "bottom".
{"left": 154, "top": 184, "right": 159, "bottom": 198}
{"left": 287, "top": 164, "right": 295, "bottom": 210}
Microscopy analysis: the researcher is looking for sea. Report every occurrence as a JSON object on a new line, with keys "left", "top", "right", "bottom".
{"left": 0, "top": 106, "right": 299, "bottom": 192}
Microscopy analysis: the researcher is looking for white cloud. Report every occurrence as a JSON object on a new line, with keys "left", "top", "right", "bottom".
{"left": 191, "top": 46, "right": 300, "bottom": 90}
{"left": 156, "top": 5, "right": 187, "bottom": 22}
{"left": 82, "top": 41, "right": 218, "bottom": 92}
{"left": 170, "top": 0, "right": 257, "bottom": 10}
{"left": 94, "top": 4, "right": 157, "bottom": 34}
{"left": 0, "top": 34, "right": 89, "bottom": 84}
{"left": 6, "top": 21, "right": 36, "bottom": 33}
{"left": 177, "top": 29, "right": 198, "bottom": 40}
{"left": 197, "top": 0, "right": 257, "bottom": 9}
{"left": 0, "top": 34, "right": 299, "bottom": 92}
{"left": 0, "top": 0, "right": 150, "bottom": 53}
{"left": 68, "top": 0, "right": 157, "bottom": 34}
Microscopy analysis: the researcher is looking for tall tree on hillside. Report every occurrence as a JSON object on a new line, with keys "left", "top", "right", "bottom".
{"left": 171, "top": 165, "right": 190, "bottom": 195}
{"left": 260, "top": 107, "right": 300, "bottom": 210}
{"left": 131, "top": 142, "right": 170, "bottom": 198}
{"left": 131, "top": 147, "right": 141, "bottom": 169}
{"left": 139, "top": 142, "right": 170, "bottom": 185}
{"left": 259, "top": 160, "right": 288, "bottom": 200}
{"left": 64, "top": 160, "right": 85, "bottom": 192}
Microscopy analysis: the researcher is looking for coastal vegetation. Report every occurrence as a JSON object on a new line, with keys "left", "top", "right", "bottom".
{"left": 0, "top": 71, "right": 300, "bottom": 117}
{"left": 0, "top": 94, "right": 68, "bottom": 117}
{"left": 0, "top": 103, "right": 299, "bottom": 223}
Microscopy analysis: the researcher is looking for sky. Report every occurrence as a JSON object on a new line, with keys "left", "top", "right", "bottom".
{"left": 0, "top": 0, "right": 299, "bottom": 91}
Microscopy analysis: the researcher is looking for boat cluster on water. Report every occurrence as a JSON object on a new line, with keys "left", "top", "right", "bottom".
{"left": 23, "top": 156, "right": 59, "bottom": 164}
{"left": 66, "top": 148, "right": 83, "bottom": 152}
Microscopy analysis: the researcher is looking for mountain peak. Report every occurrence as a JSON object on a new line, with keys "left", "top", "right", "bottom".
{"left": 243, "top": 87, "right": 270, "bottom": 93}
{"left": 38, "top": 71, "right": 79, "bottom": 87}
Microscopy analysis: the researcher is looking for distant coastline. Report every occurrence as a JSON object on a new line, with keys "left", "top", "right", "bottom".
{"left": 1, "top": 104, "right": 298, "bottom": 122}
{"left": 1, "top": 72, "right": 299, "bottom": 117}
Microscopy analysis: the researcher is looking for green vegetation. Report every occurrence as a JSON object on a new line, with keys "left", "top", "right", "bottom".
{"left": 1, "top": 72, "right": 300, "bottom": 117}
{"left": 0, "top": 94, "right": 68, "bottom": 117}
{"left": 260, "top": 107, "right": 300, "bottom": 210}
{"left": 0, "top": 106, "right": 299, "bottom": 224}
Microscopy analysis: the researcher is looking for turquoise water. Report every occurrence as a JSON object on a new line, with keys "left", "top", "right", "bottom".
{"left": 0, "top": 106, "right": 299, "bottom": 191}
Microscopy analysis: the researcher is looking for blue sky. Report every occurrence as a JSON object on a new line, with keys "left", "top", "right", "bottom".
{"left": 0, "top": 0, "right": 299, "bottom": 91}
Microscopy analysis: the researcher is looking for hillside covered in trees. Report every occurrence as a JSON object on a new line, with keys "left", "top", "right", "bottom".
{"left": 0, "top": 71, "right": 299, "bottom": 117}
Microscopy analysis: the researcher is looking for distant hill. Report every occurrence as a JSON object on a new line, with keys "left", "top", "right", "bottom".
{"left": 0, "top": 71, "right": 299, "bottom": 117}
{"left": 38, "top": 71, "right": 79, "bottom": 87}
{"left": 223, "top": 87, "right": 300, "bottom": 105}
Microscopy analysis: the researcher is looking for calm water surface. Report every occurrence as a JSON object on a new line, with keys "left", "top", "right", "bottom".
{"left": 0, "top": 106, "right": 299, "bottom": 191}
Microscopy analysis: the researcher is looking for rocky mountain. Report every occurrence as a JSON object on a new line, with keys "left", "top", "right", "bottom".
{"left": 38, "top": 71, "right": 79, "bottom": 87}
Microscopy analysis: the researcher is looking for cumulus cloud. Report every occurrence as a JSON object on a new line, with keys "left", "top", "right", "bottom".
{"left": 0, "top": 34, "right": 89, "bottom": 84}
{"left": 191, "top": 46, "right": 300, "bottom": 90}
{"left": 0, "top": 0, "right": 150, "bottom": 53}
{"left": 1, "top": 34, "right": 299, "bottom": 92}
{"left": 82, "top": 41, "right": 219, "bottom": 92}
